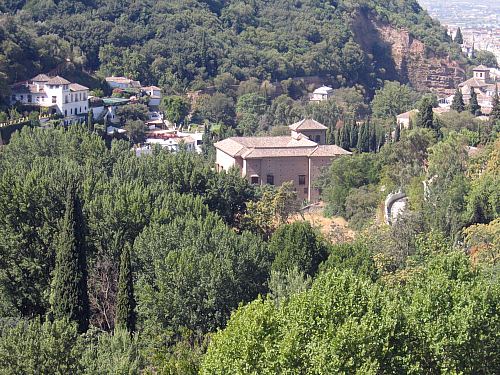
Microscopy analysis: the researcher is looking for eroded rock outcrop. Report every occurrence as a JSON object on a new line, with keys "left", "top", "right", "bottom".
{"left": 352, "top": 11, "right": 466, "bottom": 96}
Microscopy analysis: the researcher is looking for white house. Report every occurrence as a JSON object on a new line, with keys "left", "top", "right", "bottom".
{"left": 106, "top": 76, "right": 142, "bottom": 90}
{"left": 10, "top": 74, "right": 89, "bottom": 123}
{"left": 142, "top": 86, "right": 162, "bottom": 107}
{"left": 310, "top": 86, "right": 333, "bottom": 101}
{"left": 135, "top": 130, "right": 197, "bottom": 155}
{"left": 178, "top": 131, "right": 204, "bottom": 153}
{"left": 89, "top": 97, "right": 131, "bottom": 124}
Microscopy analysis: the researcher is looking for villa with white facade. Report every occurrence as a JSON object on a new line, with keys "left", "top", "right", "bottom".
{"left": 310, "top": 86, "right": 334, "bottom": 102}
{"left": 10, "top": 74, "right": 89, "bottom": 123}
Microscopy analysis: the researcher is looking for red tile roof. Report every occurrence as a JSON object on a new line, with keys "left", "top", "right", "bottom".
{"left": 289, "top": 119, "right": 328, "bottom": 131}
{"left": 46, "top": 76, "right": 71, "bottom": 85}
{"left": 69, "top": 83, "right": 89, "bottom": 91}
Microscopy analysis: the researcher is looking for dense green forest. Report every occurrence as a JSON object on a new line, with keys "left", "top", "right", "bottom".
{"left": 0, "top": 0, "right": 499, "bottom": 373}
{"left": 0, "top": 120, "right": 498, "bottom": 373}
{"left": 0, "top": 0, "right": 454, "bottom": 101}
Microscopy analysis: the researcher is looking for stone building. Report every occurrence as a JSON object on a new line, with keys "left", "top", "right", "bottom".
{"left": 214, "top": 119, "right": 351, "bottom": 202}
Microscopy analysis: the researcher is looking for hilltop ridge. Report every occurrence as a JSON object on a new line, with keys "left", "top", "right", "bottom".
{"left": 1, "top": 0, "right": 464, "bottom": 99}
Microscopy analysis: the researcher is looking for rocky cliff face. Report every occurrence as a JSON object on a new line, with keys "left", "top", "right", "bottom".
{"left": 352, "top": 11, "right": 466, "bottom": 96}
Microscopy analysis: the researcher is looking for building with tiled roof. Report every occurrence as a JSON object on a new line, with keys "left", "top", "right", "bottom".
{"left": 106, "top": 76, "right": 142, "bottom": 89}
{"left": 141, "top": 85, "right": 162, "bottom": 107}
{"left": 10, "top": 74, "right": 89, "bottom": 124}
{"left": 310, "top": 85, "right": 333, "bottom": 101}
{"left": 214, "top": 119, "right": 351, "bottom": 202}
{"left": 457, "top": 65, "right": 498, "bottom": 113}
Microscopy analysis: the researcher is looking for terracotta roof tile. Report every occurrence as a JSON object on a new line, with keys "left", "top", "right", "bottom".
{"left": 46, "top": 76, "right": 71, "bottom": 85}
{"left": 32, "top": 74, "right": 51, "bottom": 82}
{"left": 69, "top": 83, "right": 89, "bottom": 91}
{"left": 289, "top": 119, "right": 328, "bottom": 131}
{"left": 215, "top": 134, "right": 350, "bottom": 159}
{"left": 309, "top": 145, "right": 351, "bottom": 157}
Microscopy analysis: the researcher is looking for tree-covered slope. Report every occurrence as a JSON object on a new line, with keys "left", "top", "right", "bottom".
{"left": 1, "top": 0, "right": 454, "bottom": 96}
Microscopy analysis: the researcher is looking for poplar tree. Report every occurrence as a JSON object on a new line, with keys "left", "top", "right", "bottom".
{"left": 468, "top": 88, "right": 480, "bottom": 115}
{"left": 51, "top": 184, "right": 89, "bottom": 333}
{"left": 451, "top": 88, "right": 465, "bottom": 112}
{"left": 115, "top": 242, "right": 136, "bottom": 332}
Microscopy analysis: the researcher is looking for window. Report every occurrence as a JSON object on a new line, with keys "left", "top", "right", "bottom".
{"left": 266, "top": 174, "right": 274, "bottom": 185}
{"left": 303, "top": 188, "right": 308, "bottom": 195}
{"left": 20, "top": 95, "right": 24, "bottom": 100}
{"left": 70, "top": 108, "right": 73, "bottom": 115}
{"left": 299, "top": 175, "right": 306, "bottom": 185}
{"left": 251, "top": 176, "right": 259, "bottom": 184}
{"left": 65, "top": 95, "right": 68, "bottom": 103}
{"left": 52, "top": 96, "right": 57, "bottom": 104}
{"left": 315, "top": 135, "right": 321, "bottom": 143}
{"left": 80, "top": 107, "right": 82, "bottom": 113}
{"left": 64, "top": 110, "right": 67, "bottom": 116}
{"left": 28, "top": 95, "right": 32, "bottom": 103}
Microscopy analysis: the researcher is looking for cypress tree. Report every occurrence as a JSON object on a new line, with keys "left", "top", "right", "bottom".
{"left": 357, "top": 122, "right": 369, "bottom": 152}
{"left": 417, "top": 99, "right": 434, "bottom": 129}
{"left": 87, "top": 109, "right": 94, "bottom": 132}
{"left": 334, "top": 128, "right": 340, "bottom": 146}
{"left": 491, "top": 86, "right": 500, "bottom": 122}
{"left": 51, "top": 184, "right": 89, "bottom": 332}
{"left": 451, "top": 88, "right": 465, "bottom": 112}
{"left": 394, "top": 123, "right": 401, "bottom": 142}
{"left": 468, "top": 88, "right": 480, "bottom": 115}
{"left": 340, "top": 123, "right": 350, "bottom": 150}
{"left": 116, "top": 242, "right": 136, "bottom": 332}
{"left": 350, "top": 121, "right": 358, "bottom": 149}
{"left": 454, "top": 27, "right": 463, "bottom": 44}
{"left": 369, "top": 122, "right": 377, "bottom": 152}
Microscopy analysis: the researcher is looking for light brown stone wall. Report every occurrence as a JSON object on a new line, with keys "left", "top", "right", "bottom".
{"left": 309, "top": 156, "right": 339, "bottom": 201}
{"left": 259, "top": 156, "right": 310, "bottom": 201}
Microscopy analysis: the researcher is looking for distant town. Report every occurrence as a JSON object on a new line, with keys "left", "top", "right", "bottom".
{"left": 419, "top": 0, "right": 500, "bottom": 62}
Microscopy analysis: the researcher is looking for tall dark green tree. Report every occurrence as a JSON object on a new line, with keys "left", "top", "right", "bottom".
{"left": 116, "top": 242, "right": 136, "bottom": 332}
{"left": 451, "top": 88, "right": 465, "bottom": 112}
{"left": 468, "top": 88, "right": 480, "bottom": 115}
{"left": 490, "top": 86, "right": 500, "bottom": 122}
{"left": 50, "top": 184, "right": 89, "bottom": 332}
{"left": 394, "top": 124, "right": 401, "bottom": 142}
{"left": 87, "top": 109, "right": 94, "bottom": 132}
{"left": 340, "top": 123, "right": 350, "bottom": 150}
{"left": 454, "top": 27, "right": 463, "bottom": 44}
{"left": 269, "top": 221, "right": 328, "bottom": 277}
{"left": 369, "top": 121, "right": 377, "bottom": 152}
{"left": 349, "top": 121, "right": 358, "bottom": 149}
{"left": 357, "top": 122, "right": 369, "bottom": 152}
{"left": 416, "top": 99, "right": 434, "bottom": 129}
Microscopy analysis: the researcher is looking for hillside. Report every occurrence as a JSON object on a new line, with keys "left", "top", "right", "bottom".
{"left": 1, "top": 0, "right": 462, "bottom": 101}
